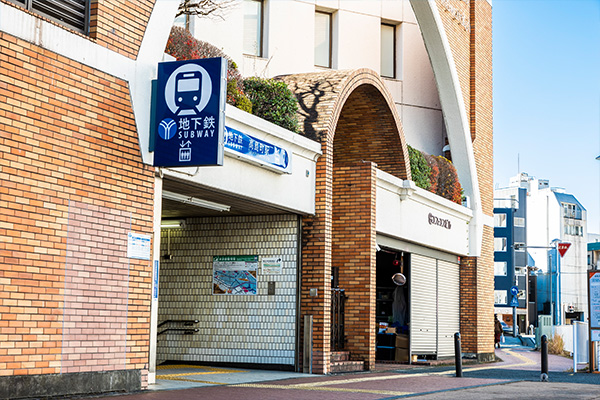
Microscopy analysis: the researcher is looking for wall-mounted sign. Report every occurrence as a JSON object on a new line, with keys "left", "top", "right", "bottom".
{"left": 428, "top": 213, "right": 452, "bottom": 229}
{"left": 224, "top": 126, "right": 291, "bottom": 173}
{"left": 127, "top": 232, "right": 151, "bottom": 260}
{"left": 213, "top": 255, "right": 258, "bottom": 295}
{"left": 153, "top": 57, "right": 226, "bottom": 167}
{"left": 262, "top": 256, "right": 283, "bottom": 274}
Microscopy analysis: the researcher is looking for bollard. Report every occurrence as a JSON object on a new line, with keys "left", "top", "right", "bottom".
{"left": 454, "top": 332, "right": 462, "bottom": 377}
{"left": 540, "top": 334, "right": 549, "bottom": 382}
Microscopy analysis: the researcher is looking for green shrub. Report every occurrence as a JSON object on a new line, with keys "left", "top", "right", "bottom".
{"left": 408, "top": 145, "right": 431, "bottom": 191}
{"left": 227, "top": 80, "right": 252, "bottom": 113}
{"left": 408, "top": 146, "right": 463, "bottom": 205}
{"left": 242, "top": 77, "right": 299, "bottom": 133}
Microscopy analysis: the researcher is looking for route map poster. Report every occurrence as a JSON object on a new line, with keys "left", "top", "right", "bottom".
{"left": 213, "top": 255, "right": 258, "bottom": 295}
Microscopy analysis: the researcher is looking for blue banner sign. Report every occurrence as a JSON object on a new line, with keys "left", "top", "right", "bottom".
{"left": 224, "top": 126, "right": 291, "bottom": 173}
{"left": 153, "top": 58, "right": 226, "bottom": 167}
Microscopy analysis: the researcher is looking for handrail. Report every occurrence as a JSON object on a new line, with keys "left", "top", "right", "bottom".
{"left": 158, "top": 327, "right": 199, "bottom": 336}
{"left": 157, "top": 319, "right": 199, "bottom": 329}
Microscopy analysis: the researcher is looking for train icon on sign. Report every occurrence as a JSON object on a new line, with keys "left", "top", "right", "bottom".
{"left": 175, "top": 71, "right": 202, "bottom": 112}
{"left": 164, "top": 64, "right": 212, "bottom": 117}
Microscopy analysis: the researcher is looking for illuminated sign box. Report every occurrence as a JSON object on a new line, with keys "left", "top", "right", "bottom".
{"left": 153, "top": 57, "right": 226, "bottom": 167}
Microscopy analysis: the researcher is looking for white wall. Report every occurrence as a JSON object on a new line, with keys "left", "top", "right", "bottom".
{"left": 526, "top": 185, "right": 588, "bottom": 321}
{"left": 191, "top": 0, "right": 444, "bottom": 156}
{"left": 376, "top": 170, "right": 472, "bottom": 256}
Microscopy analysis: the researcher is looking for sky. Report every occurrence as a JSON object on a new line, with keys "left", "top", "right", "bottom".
{"left": 492, "top": 0, "right": 600, "bottom": 232}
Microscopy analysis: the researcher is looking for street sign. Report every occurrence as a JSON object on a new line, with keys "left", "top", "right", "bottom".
{"left": 510, "top": 296, "right": 519, "bottom": 307}
{"left": 558, "top": 242, "right": 571, "bottom": 258}
{"left": 510, "top": 286, "right": 519, "bottom": 296}
{"left": 153, "top": 57, "right": 226, "bottom": 167}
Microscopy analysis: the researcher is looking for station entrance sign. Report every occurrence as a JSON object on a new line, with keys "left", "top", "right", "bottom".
{"left": 153, "top": 57, "right": 226, "bottom": 167}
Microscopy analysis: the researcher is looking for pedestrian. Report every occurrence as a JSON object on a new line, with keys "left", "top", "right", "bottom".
{"left": 494, "top": 314, "right": 502, "bottom": 348}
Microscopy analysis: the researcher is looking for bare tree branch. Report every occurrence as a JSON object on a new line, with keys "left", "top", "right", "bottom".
{"left": 176, "top": 0, "right": 240, "bottom": 18}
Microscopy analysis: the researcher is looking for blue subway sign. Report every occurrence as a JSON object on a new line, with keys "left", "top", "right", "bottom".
{"left": 153, "top": 58, "right": 226, "bottom": 167}
{"left": 224, "top": 126, "right": 291, "bottom": 173}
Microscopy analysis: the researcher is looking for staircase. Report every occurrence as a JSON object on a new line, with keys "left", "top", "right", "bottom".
{"left": 330, "top": 351, "right": 364, "bottom": 373}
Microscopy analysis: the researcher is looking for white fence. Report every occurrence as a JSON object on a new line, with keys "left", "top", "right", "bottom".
{"left": 553, "top": 322, "right": 589, "bottom": 364}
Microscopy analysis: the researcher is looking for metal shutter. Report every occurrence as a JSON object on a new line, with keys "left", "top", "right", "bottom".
{"left": 410, "top": 254, "right": 437, "bottom": 355}
{"left": 437, "top": 260, "right": 460, "bottom": 358}
{"left": 32, "top": 0, "right": 89, "bottom": 33}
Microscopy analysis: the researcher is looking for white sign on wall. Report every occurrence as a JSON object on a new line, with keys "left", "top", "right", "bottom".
{"left": 262, "top": 257, "right": 283, "bottom": 274}
{"left": 127, "top": 232, "right": 152, "bottom": 260}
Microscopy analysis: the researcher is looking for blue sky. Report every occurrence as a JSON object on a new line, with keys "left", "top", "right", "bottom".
{"left": 493, "top": 0, "right": 600, "bottom": 232}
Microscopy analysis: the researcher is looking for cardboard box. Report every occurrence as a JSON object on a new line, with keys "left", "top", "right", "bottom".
{"left": 378, "top": 322, "right": 388, "bottom": 333}
{"left": 395, "top": 333, "right": 408, "bottom": 348}
{"left": 395, "top": 347, "right": 409, "bottom": 362}
{"left": 386, "top": 327, "right": 396, "bottom": 334}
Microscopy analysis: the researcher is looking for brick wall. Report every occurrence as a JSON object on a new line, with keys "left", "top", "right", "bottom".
{"left": 90, "top": 0, "right": 156, "bottom": 59}
{"left": 436, "top": 0, "right": 494, "bottom": 357}
{"left": 332, "top": 161, "right": 376, "bottom": 369}
{"left": 0, "top": 30, "right": 154, "bottom": 385}
{"left": 284, "top": 69, "right": 410, "bottom": 373}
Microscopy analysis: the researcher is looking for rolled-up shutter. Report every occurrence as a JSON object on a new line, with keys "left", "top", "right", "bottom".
{"left": 410, "top": 254, "right": 437, "bottom": 355}
{"left": 437, "top": 260, "right": 460, "bottom": 358}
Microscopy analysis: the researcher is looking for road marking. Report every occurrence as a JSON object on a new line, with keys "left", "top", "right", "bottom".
{"left": 233, "top": 383, "right": 411, "bottom": 396}
{"left": 159, "top": 376, "right": 227, "bottom": 385}
{"left": 156, "top": 364, "right": 244, "bottom": 385}
{"left": 157, "top": 365, "right": 243, "bottom": 373}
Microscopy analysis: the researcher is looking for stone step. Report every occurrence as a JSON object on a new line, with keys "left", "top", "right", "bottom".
{"left": 330, "top": 351, "right": 350, "bottom": 362}
{"left": 330, "top": 360, "right": 365, "bottom": 373}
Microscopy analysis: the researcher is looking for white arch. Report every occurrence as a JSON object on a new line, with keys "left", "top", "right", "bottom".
{"left": 409, "top": 0, "right": 485, "bottom": 256}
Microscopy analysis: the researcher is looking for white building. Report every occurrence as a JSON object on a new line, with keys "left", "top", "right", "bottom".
{"left": 505, "top": 173, "right": 588, "bottom": 325}
{"left": 188, "top": 0, "right": 445, "bottom": 156}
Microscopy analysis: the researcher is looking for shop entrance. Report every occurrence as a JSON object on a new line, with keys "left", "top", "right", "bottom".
{"left": 375, "top": 249, "right": 410, "bottom": 363}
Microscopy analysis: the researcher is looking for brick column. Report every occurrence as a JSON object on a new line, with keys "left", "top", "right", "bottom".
{"left": 300, "top": 143, "right": 333, "bottom": 374}
{"left": 333, "top": 161, "right": 377, "bottom": 369}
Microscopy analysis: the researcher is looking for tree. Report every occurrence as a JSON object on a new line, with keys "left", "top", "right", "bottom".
{"left": 176, "top": 0, "right": 239, "bottom": 18}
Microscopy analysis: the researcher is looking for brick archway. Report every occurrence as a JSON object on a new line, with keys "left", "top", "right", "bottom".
{"left": 280, "top": 69, "right": 410, "bottom": 373}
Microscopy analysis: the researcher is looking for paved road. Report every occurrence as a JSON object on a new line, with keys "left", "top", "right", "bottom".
{"left": 73, "top": 341, "right": 600, "bottom": 400}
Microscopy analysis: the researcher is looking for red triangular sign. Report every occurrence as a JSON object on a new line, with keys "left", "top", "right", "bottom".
{"left": 558, "top": 242, "right": 571, "bottom": 258}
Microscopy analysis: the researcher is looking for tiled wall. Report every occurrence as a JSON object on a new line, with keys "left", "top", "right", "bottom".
{"left": 157, "top": 215, "right": 299, "bottom": 367}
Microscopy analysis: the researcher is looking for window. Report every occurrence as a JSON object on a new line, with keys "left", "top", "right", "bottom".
{"left": 564, "top": 224, "right": 583, "bottom": 236}
{"left": 243, "top": 0, "right": 263, "bottom": 57}
{"left": 8, "top": 0, "right": 90, "bottom": 34}
{"left": 563, "top": 202, "right": 577, "bottom": 219}
{"left": 514, "top": 217, "right": 525, "bottom": 227}
{"left": 380, "top": 23, "right": 395, "bottom": 78}
{"left": 173, "top": 13, "right": 190, "bottom": 30}
{"left": 514, "top": 242, "right": 525, "bottom": 252}
{"left": 494, "top": 261, "right": 507, "bottom": 276}
{"left": 494, "top": 290, "right": 507, "bottom": 305}
{"left": 494, "top": 213, "right": 507, "bottom": 228}
{"left": 494, "top": 237, "right": 507, "bottom": 252}
{"left": 314, "top": 11, "right": 331, "bottom": 68}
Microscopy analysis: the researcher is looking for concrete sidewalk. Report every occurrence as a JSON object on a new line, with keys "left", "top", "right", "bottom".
{"left": 74, "top": 340, "right": 600, "bottom": 400}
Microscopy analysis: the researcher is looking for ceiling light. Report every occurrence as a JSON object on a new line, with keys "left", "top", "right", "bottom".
{"left": 161, "top": 219, "right": 185, "bottom": 229}
{"left": 162, "top": 191, "right": 231, "bottom": 212}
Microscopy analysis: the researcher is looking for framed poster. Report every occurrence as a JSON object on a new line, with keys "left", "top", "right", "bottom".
{"left": 213, "top": 255, "right": 258, "bottom": 295}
